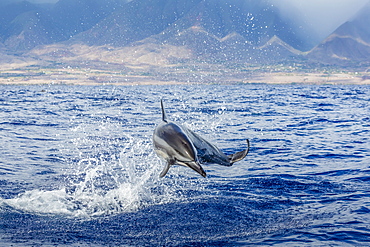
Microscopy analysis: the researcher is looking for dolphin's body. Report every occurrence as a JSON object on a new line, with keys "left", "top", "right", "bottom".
{"left": 153, "top": 100, "right": 250, "bottom": 177}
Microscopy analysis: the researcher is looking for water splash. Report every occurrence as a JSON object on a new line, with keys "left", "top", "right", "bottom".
{"left": 2, "top": 136, "right": 207, "bottom": 218}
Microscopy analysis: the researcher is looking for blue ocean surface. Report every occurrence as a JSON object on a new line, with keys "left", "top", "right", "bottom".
{"left": 0, "top": 84, "right": 369, "bottom": 246}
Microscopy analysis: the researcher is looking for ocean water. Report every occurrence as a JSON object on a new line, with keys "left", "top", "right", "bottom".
{"left": 0, "top": 84, "right": 369, "bottom": 246}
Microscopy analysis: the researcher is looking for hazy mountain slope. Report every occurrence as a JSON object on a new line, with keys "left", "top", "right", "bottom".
{"left": 49, "top": 0, "right": 126, "bottom": 41}
{"left": 164, "top": 0, "right": 310, "bottom": 50}
{"left": 0, "top": 0, "right": 127, "bottom": 51}
{"left": 71, "top": 0, "right": 202, "bottom": 46}
{"left": 70, "top": 0, "right": 307, "bottom": 63}
{"left": 307, "top": 2, "right": 370, "bottom": 63}
{"left": 73, "top": 0, "right": 311, "bottom": 50}
{"left": 0, "top": 1, "right": 40, "bottom": 41}
{"left": 3, "top": 10, "right": 55, "bottom": 51}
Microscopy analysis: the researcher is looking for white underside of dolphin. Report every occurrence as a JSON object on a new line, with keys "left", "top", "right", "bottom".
{"left": 153, "top": 100, "right": 250, "bottom": 178}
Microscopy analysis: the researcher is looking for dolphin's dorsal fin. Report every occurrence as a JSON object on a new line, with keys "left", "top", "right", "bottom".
{"left": 161, "top": 99, "right": 168, "bottom": 122}
{"left": 228, "top": 139, "right": 250, "bottom": 164}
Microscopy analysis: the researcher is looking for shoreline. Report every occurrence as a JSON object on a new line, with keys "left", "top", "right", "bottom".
{"left": 1, "top": 72, "right": 369, "bottom": 86}
{"left": 1, "top": 62, "right": 369, "bottom": 86}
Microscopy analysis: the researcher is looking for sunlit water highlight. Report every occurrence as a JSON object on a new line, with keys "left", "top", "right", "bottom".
{"left": 0, "top": 84, "right": 369, "bottom": 246}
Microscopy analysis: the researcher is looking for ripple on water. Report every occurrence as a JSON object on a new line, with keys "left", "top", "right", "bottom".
{"left": 0, "top": 84, "right": 369, "bottom": 246}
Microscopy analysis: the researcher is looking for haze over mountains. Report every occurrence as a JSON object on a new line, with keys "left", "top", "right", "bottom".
{"left": 308, "top": 1, "right": 370, "bottom": 64}
{"left": 1, "top": 0, "right": 369, "bottom": 66}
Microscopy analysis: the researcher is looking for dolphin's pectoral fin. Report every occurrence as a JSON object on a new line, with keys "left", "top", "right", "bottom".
{"left": 159, "top": 159, "right": 175, "bottom": 178}
{"left": 228, "top": 139, "right": 250, "bottom": 164}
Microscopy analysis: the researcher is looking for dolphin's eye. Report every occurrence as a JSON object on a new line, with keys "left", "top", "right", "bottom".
{"left": 181, "top": 141, "right": 188, "bottom": 146}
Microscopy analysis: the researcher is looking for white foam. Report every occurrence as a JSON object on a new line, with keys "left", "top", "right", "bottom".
{"left": 2, "top": 136, "right": 206, "bottom": 218}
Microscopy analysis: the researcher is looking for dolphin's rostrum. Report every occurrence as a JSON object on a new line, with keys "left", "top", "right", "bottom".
{"left": 153, "top": 100, "right": 250, "bottom": 177}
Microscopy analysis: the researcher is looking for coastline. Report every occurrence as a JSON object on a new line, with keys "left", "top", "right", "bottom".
{"left": 0, "top": 72, "right": 369, "bottom": 86}
{"left": 0, "top": 61, "right": 369, "bottom": 86}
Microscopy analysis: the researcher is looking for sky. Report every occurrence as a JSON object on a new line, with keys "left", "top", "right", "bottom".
{"left": 28, "top": 0, "right": 58, "bottom": 3}
{"left": 10, "top": 0, "right": 370, "bottom": 41}
{"left": 272, "top": 0, "right": 369, "bottom": 40}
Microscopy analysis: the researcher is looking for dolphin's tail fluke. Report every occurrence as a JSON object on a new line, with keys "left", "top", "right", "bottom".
{"left": 228, "top": 139, "right": 250, "bottom": 164}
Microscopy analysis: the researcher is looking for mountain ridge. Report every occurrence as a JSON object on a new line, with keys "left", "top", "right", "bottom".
{"left": 307, "top": 1, "right": 370, "bottom": 64}
{"left": 0, "top": 0, "right": 369, "bottom": 66}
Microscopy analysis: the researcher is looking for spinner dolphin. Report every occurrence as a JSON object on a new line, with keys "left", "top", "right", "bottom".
{"left": 152, "top": 100, "right": 250, "bottom": 177}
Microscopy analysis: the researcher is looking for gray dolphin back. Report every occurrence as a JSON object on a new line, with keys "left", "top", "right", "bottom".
{"left": 183, "top": 127, "right": 250, "bottom": 166}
